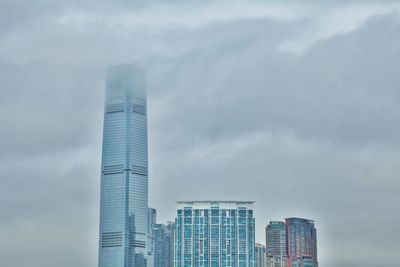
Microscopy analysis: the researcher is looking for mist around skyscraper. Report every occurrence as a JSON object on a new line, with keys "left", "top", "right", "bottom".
{"left": 97, "top": 66, "right": 319, "bottom": 266}
{"left": 98, "top": 65, "right": 149, "bottom": 267}
{"left": 97, "top": 65, "right": 319, "bottom": 267}
{"left": 2, "top": 2, "right": 399, "bottom": 267}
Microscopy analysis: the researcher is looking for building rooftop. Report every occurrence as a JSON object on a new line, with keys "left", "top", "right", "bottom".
{"left": 176, "top": 200, "right": 254, "bottom": 204}
{"left": 285, "top": 217, "right": 315, "bottom": 224}
{"left": 255, "top": 243, "right": 266, "bottom": 248}
{"left": 176, "top": 200, "right": 254, "bottom": 209}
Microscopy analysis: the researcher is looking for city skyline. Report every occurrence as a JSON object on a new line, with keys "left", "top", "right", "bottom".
{"left": 148, "top": 202, "right": 318, "bottom": 267}
{"left": 1, "top": 1, "right": 400, "bottom": 267}
{"left": 98, "top": 63, "right": 317, "bottom": 267}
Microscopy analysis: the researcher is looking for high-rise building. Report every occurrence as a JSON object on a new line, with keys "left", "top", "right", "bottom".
{"left": 255, "top": 243, "right": 266, "bottom": 267}
{"left": 265, "top": 221, "right": 288, "bottom": 267}
{"left": 265, "top": 218, "right": 318, "bottom": 267}
{"left": 175, "top": 201, "right": 255, "bottom": 267}
{"left": 153, "top": 222, "right": 175, "bottom": 267}
{"left": 285, "top": 218, "right": 317, "bottom": 267}
{"left": 165, "top": 222, "right": 176, "bottom": 267}
{"left": 98, "top": 64, "right": 149, "bottom": 267}
{"left": 148, "top": 208, "right": 157, "bottom": 267}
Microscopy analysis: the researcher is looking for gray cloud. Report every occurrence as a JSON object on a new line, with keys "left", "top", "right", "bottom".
{"left": 0, "top": 1, "right": 399, "bottom": 267}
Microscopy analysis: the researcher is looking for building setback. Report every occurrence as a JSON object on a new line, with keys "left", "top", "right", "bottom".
{"left": 98, "top": 65, "right": 149, "bottom": 267}
{"left": 175, "top": 201, "right": 255, "bottom": 267}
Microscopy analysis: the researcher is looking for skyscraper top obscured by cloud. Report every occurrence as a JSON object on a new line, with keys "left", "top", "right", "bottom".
{"left": 106, "top": 64, "right": 146, "bottom": 101}
{"left": 98, "top": 64, "right": 149, "bottom": 267}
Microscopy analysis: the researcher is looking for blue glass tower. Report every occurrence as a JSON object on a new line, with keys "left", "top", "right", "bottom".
{"left": 98, "top": 65, "right": 149, "bottom": 267}
{"left": 175, "top": 201, "right": 255, "bottom": 267}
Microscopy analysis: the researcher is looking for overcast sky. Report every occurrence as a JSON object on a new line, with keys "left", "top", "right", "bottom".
{"left": 1, "top": 0, "right": 400, "bottom": 267}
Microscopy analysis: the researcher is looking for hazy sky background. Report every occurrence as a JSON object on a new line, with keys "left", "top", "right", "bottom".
{"left": 1, "top": 0, "right": 400, "bottom": 267}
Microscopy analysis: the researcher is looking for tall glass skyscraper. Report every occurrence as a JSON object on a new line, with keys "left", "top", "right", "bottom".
{"left": 175, "top": 201, "right": 255, "bottom": 267}
{"left": 98, "top": 64, "right": 149, "bottom": 267}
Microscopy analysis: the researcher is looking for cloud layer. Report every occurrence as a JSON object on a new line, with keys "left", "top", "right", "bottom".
{"left": 0, "top": 1, "right": 400, "bottom": 267}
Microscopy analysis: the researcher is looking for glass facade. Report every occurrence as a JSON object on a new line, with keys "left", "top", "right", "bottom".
{"left": 266, "top": 219, "right": 317, "bottom": 267}
{"left": 148, "top": 208, "right": 157, "bottom": 267}
{"left": 266, "top": 221, "right": 288, "bottom": 267}
{"left": 285, "top": 218, "right": 318, "bottom": 267}
{"left": 98, "top": 65, "right": 149, "bottom": 267}
{"left": 254, "top": 243, "right": 266, "bottom": 267}
{"left": 154, "top": 222, "right": 176, "bottom": 267}
{"left": 266, "top": 221, "right": 287, "bottom": 257}
{"left": 175, "top": 201, "right": 255, "bottom": 267}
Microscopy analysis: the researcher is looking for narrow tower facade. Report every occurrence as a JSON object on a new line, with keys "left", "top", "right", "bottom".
{"left": 98, "top": 65, "right": 149, "bottom": 267}
{"left": 266, "top": 221, "right": 288, "bottom": 267}
{"left": 255, "top": 243, "right": 266, "bottom": 267}
{"left": 286, "top": 218, "right": 318, "bottom": 267}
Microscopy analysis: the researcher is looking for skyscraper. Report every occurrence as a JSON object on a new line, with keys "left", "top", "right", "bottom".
{"left": 175, "top": 201, "right": 255, "bottom": 267}
{"left": 148, "top": 208, "right": 157, "bottom": 267}
{"left": 165, "top": 222, "right": 176, "bottom": 267}
{"left": 255, "top": 243, "right": 266, "bottom": 267}
{"left": 265, "top": 218, "right": 317, "bottom": 267}
{"left": 265, "top": 221, "right": 288, "bottom": 267}
{"left": 153, "top": 222, "right": 175, "bottom": 267}
{"left": 98, "top": 64, "right": 149, "bottom": 267}
{"left": 285, "top": 218, "right": 317, "bottom": 267}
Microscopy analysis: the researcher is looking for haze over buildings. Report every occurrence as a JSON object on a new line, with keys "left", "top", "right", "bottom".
{"left": 1, "top": 1, "right": 400, "bottom": 267}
